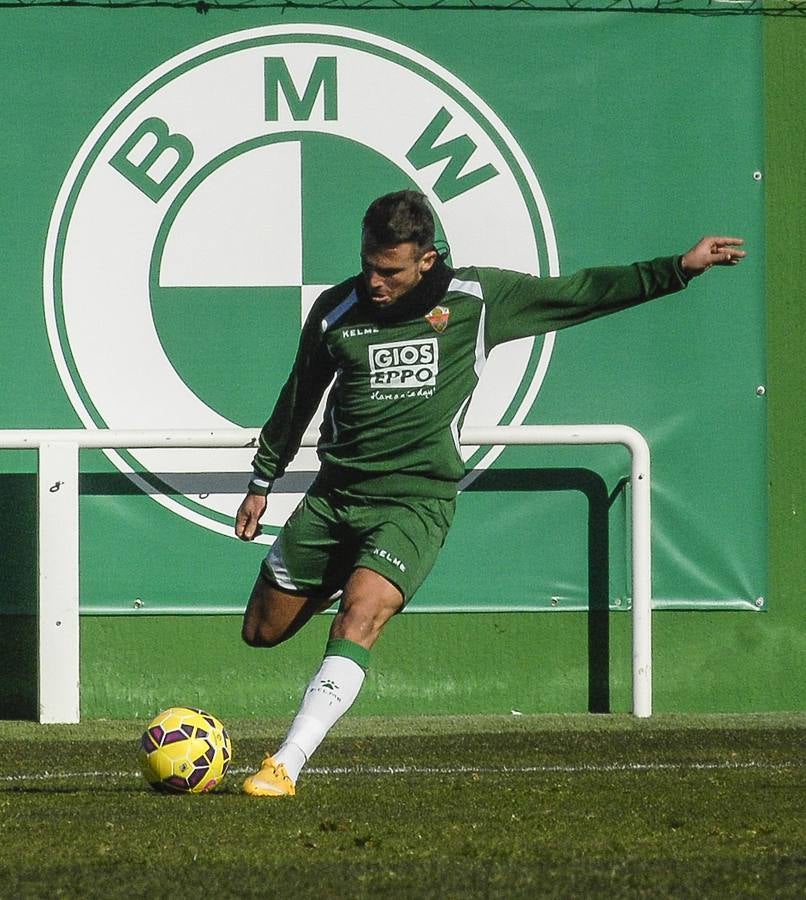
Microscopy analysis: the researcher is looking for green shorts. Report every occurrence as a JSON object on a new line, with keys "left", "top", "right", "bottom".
{"left": 261, "top": 489, "right": 456, "bottom": 603}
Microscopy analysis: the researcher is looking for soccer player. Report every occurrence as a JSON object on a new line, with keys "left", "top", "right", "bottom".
{"left": 236, "top": 190, "right": 745, "bottom": 796}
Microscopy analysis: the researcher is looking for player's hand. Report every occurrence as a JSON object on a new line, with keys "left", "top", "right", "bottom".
{"left": 681, "top": 236, "right": 746, "bottom": 277}
{"left": 235, "top": 492, "right": 267, "bottom": 541}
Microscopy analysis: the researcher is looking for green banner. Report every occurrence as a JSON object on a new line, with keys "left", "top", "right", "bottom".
{"left": 0, "top": 10, "right": 766, "bottom": 614}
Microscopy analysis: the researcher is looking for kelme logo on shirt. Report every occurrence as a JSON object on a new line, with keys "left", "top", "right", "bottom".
{"left": 369, "top": 338, "right": 438, "bottom": 388}
{"left": 372, "top": 548, "right": 407, "bottom": 573}
{"left": 44, "top": 25, "right": 558, "bottom": 541}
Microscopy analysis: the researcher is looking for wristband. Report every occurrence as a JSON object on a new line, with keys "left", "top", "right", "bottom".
{"left": 247, "top": 474, "right": 273, "bottom": 496}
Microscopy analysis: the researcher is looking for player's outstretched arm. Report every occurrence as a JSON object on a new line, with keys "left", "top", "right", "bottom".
{"left": 680, "top": 236, "right": 746, "bottom": 277}
{"left": 235, "top": 492, "right": 268, "bottom": 542}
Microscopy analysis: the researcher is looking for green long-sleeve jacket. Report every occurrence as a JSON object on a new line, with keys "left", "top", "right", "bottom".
{"left": 250, "top": 256, "right": 689, "bottom": 500}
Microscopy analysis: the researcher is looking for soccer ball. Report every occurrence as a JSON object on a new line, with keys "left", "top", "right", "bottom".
{"left": 139, "top": 706, "right": 232, "bottom": 793}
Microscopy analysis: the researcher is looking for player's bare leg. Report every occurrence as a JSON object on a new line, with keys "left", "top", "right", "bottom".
{"left": 329, "top": 566, "right": 404, "bottom": 648}
{"left": 243, "top": 568, "right": 403, "bottom": 797}
{"left": 241, "top": 573, "right": 334, "bottom": 648}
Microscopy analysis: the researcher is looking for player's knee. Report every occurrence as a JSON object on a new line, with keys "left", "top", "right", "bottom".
{"left": 336, "top": 591, "right": 402, "bottom": 645}
{"left": 241, "top": 619, "right": 287, "bottom": 649}
{"left": 346, "top": 597, "right": 391, "bottom": 630}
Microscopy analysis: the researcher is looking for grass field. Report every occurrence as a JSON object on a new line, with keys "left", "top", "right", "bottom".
{"left": 0, "top": 713, "right": 803, "bottom": 898}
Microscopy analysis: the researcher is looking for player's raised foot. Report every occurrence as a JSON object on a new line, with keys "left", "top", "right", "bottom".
{"left": 242, "top": 755, "right": 296, "bottom": 797}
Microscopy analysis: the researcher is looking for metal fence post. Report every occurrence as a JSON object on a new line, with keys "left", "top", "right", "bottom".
{"left": 37, "top": 441, "right": 80, "bottom": 724}
{"left": 7, "top": 426, "right": 651, "bottom": 722}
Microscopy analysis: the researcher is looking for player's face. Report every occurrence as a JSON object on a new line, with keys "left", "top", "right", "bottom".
{"left": 361, "top": 240, "right": 437, "bottom": 308}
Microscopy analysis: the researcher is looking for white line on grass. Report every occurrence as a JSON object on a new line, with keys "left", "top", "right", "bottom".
{"left": 307, "top": 761, "right": 802, "bottom": 775}
{"left": 0, "top": 760, "right": 800, "bottom": 784}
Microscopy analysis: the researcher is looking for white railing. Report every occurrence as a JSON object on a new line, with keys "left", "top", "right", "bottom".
{"left": 1, "top": 425, "right": 652, "bottom": 723}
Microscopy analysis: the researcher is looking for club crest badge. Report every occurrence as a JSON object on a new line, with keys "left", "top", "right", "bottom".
{"left": 425, "top": 305, "right": 451, "bottom": 333}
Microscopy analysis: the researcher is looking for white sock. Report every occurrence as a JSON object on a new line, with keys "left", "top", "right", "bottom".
{"left": 273, "top": 654, "right": 366, "bottom": 783}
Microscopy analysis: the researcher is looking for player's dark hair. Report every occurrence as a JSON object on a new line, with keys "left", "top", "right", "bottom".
{"left": 362, "top": 190, "right": 435, "bottom": 253}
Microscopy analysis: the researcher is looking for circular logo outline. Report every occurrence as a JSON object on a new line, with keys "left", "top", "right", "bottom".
{"left": 44, "top": 24, "right": 560, "bottom": 540}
